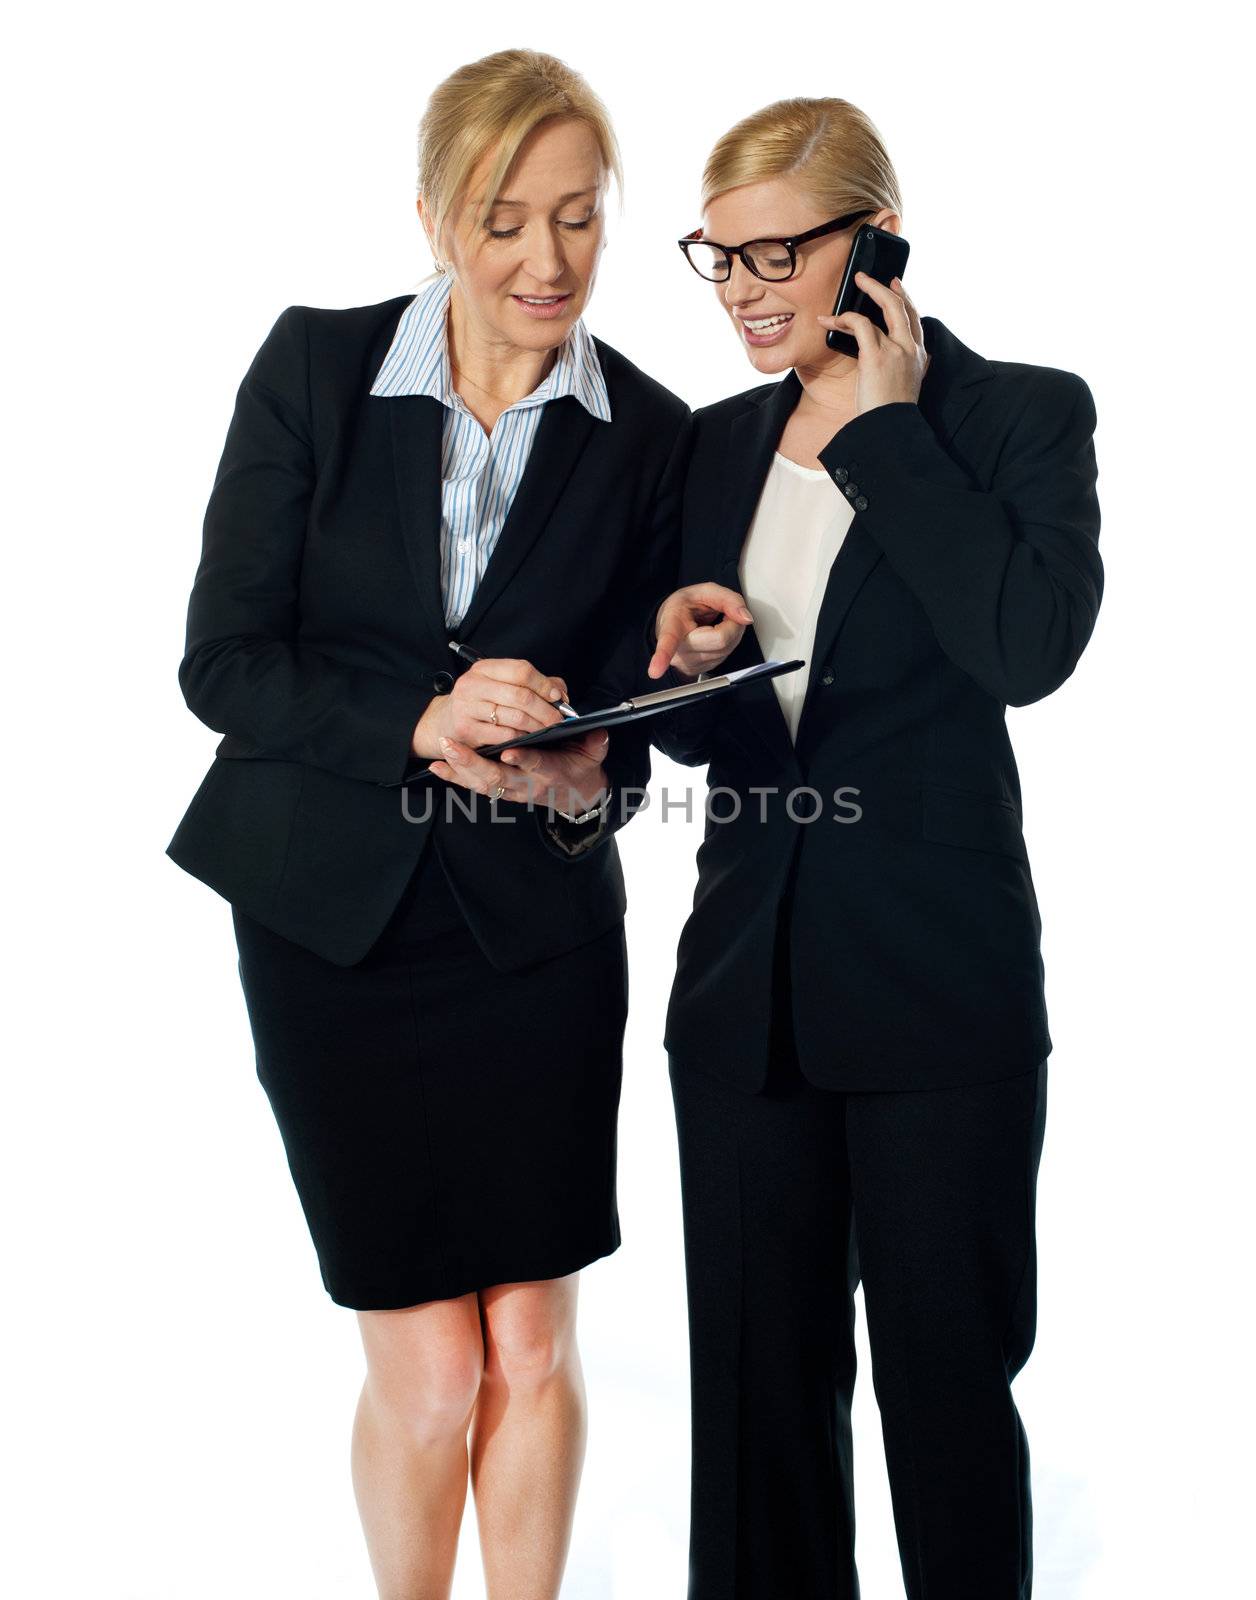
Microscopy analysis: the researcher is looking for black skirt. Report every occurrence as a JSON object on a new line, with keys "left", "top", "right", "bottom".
{"left": 231, "top": 838, "right": 627, "bottom": 1310}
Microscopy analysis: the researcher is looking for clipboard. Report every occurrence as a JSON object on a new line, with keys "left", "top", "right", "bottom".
{"left": 478, "top": 658, "right": 806, "bottom": 757}
{"left": 386, "top": 658, "right": 804, "bottom": 784}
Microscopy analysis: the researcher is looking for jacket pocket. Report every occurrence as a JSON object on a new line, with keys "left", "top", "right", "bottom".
{"left": 921, "top": 781, "right": 1028, "bottom": 862}
{"left": 167, "top": 755, "right": 306, "bottom": 917}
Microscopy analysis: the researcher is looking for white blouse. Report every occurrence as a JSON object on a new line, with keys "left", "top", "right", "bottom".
{"left": 737, "top": 452, "right": 855, "bottom": 743}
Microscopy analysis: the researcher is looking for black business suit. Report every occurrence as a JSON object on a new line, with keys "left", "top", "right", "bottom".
{"left": 166, "top": 295, "right": 688, "bottom": 1308}
{"left": 169, "top": 298, "right": 688, "bottom": 968}
{"left": 651, "top": 316, "right": 1101, "bottom": 1597}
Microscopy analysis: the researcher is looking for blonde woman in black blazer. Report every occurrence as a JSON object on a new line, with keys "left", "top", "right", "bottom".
{"left": 166, "top": 51, "right": 686, "bottom": 1599}
{"left": 647, "top": 98, "right": 1101, "bottom": 1600}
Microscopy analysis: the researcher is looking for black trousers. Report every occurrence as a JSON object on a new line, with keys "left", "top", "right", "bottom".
{"left": 669, "top": 958, "right": 1048, "bottom": 1598}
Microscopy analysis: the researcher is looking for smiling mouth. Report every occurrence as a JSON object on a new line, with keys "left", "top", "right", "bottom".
{"left": 741, "top": 312, "right": 793, "bottom": 332}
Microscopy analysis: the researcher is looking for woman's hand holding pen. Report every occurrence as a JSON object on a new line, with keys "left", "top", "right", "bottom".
{"left": 648, "top": 583, "right": 754, "bottom": 681}
{"left": 411, "top": 656, "right": 570, "bottom": 760}
{"left": 410, "top": 652, "right": 609, "bottom": 810}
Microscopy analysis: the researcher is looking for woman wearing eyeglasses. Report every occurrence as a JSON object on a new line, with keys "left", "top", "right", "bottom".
{"left": 646, "top": 98, "right": 1102, "bottom": 1599}
{"left": 166, "top": 50, "right": 688, "bottom": 1600}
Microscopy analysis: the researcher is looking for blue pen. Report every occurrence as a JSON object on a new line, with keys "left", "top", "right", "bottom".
{"left": 447, "top": 641, "right": 580, "bottom": 719}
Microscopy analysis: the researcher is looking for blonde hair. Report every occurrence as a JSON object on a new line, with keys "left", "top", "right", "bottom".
{"left": 700, "top": 97, "right": 902, "bottom": 223}
{"left": 417, "top": 49, "right": 623, "bottom": 268}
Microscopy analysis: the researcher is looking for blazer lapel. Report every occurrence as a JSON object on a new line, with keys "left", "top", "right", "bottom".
{"left": 386, "top": 391, "right": 599, "bottom": 657}
{"left": 717, "top": 373, "right": 808, "bottom": 773}
{"left": 798, "top": 521, "right": 882, "bottom": 706}
{"left": 456, "top": 395, "right": 598, "bottom": 639}
{"left": 918, "top": 313, "right": 993, "bottom": 448}
{"left": 387, "top": 394, "right": 453, "bottom": 660}
{"left": 719, "top": 370, "right": 802, "bottom": 593}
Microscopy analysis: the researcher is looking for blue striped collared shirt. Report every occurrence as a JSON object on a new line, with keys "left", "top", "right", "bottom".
{"left": 369, "top": 271, "right": 612, "bottom": 629}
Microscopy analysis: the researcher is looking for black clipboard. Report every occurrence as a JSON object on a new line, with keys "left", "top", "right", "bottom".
{"left": 481, "top": 657, "right": 805, "bottom": 755}
{"left": 386, "top": 659, "right": 804, "bottom": 784}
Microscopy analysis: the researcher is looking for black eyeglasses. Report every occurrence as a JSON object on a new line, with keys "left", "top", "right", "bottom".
{"left": 677, "top": 210, "right": 873, "bottom": 283}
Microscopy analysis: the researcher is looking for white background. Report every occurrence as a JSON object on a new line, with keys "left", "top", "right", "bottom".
{"left": 5, "top": 3, "right": 1252, "bottom": 1595}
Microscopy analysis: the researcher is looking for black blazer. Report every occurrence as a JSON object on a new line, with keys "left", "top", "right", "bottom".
{"left": 652, "top": 315, "right": 1102, "bottom": 1093}
{"left": 166, "top": 297, "right": 689, "bottom": 968}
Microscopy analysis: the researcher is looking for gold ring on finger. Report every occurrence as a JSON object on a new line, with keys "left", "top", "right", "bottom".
{"left": 489, "top": 703, "right": 499, "bottom": 725}
{"left": 492, "top": 781, "right": 507, "bottom": 801}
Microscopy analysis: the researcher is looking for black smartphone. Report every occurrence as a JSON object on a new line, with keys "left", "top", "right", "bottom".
{"left": 826, "top": 223, "right": 911, "bottom": 355}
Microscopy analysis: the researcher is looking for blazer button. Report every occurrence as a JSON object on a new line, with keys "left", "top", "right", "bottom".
{"left": 843, "top": 482, "right": 859, "bottom": 498}
{"left": 854, "top": 495, "right": 869, "bottom": 511}
{"left": 432, "top": 670, "right": 454, "bottom": 694}
{"left": 821, "top": 670, "right": 835, "bottom": 686}
{"left": 833, "top": 466, "right": 850, "bottom": 484}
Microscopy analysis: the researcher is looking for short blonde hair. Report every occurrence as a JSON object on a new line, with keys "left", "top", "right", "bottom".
{"left": 700, "top": 97, "right": 902, "bottom": 223}
{"left": 417, "top": 49, "right": 623, "bottom": 263}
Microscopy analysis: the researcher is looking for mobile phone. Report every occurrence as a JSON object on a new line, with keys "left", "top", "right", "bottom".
{"left": 826, "top": 223, "right": 911, "bottom": 355}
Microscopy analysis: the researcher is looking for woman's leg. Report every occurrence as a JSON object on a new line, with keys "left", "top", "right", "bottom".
{"left": 470, "top": 1273, "right": 586, "bottom": 1600}
{"left": 846, "top": 1061, "right": 1048, "bottom": 1600}
{"left": 352, "top": 1291, "right": 486, "bottom": 1600}
{"left": 670, "top": 1051, "right": 860, "bottom": 1600}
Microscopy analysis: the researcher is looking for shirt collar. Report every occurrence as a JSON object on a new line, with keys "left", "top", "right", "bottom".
{"left": 368, "top": 271, "right": 611, "bottom": 421}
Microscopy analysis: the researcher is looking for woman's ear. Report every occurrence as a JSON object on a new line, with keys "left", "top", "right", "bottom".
{"left": 416, "top": 195, "right": 443, "bottom": 269}
{"left": 872, "top": 210, "right": 903, "bottom": 235}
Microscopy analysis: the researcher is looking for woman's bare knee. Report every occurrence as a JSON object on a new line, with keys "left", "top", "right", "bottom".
{"left": 479, "top": 1275, "right": 581, "bottom": 1393}
{"left": 356, "top": 1291, "right": 484, "bottom": 1444}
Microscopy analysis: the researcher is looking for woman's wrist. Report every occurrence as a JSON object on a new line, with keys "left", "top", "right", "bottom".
{"left": 411, "top": 696, "right": 449, "bottom": 760}
{"left": 556, "top": 763, "right": 610, "bottom": 817}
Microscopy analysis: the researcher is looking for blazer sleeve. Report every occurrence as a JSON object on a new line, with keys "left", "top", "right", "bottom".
{"left": 538, "top": 406, "right": 693, "bottom": 859}
{"left": 178, "top": 306, "right": 436, "bottom": 785}
{"left": 817, "top": 371, "right": 1103, "bottom": 707}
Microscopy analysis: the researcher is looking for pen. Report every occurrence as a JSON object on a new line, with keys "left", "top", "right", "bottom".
{"left": 447, "top": 640, "right": 580, "bottom": 719}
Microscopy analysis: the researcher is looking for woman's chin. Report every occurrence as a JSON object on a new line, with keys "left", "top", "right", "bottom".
{"left": 745, "top": 333, "right": 843, "bottom": 377}
{"left": 743, "top": 344, "right": 795, "bottom": 375}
